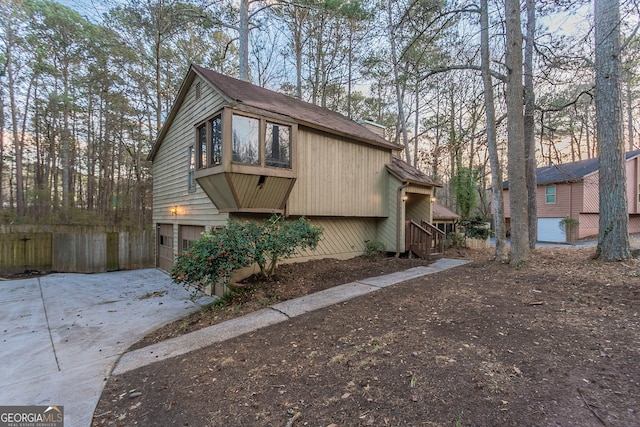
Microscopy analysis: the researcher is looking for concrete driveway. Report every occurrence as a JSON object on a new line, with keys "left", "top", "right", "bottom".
{"left": 0, "top": 269, "right": 213, "bottom": 427}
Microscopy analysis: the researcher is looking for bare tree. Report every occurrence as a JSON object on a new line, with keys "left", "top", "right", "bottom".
{"left": 505, "top": 0, "right": 530, "bottom": 264}
{"left": 480, "top": 0, "right": 507, "bottom": 261}
{"left": 386, "top": 0, "right": 411, "bottom": 164}
{"left": 594, "top": 0, "right": 630, "bottom": 260}
{"left": 524, "top": 0, "right": 537, "bottom": 249}
{"left": 3, "top": 1, "right": 25, "bottom": 217}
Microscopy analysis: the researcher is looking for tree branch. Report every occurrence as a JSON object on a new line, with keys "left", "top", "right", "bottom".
{"left": 417, "top": 65, "right": 507, "bottom": 83}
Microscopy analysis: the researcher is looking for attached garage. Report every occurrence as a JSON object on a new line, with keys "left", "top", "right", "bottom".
{"left": 178, "top": 225, "right": 205, "bottom": 254}
{"left": 537, "top": 218, "right": 566, "bottom": 242}
{"left": 156, "top": 224, "right": 174, "bottom": 272}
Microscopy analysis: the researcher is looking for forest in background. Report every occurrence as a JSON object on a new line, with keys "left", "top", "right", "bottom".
{"left": 1, "top": 0, "right": 639, "bottom": 229}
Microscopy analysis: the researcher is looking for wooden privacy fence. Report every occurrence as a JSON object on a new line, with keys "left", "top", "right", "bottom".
{"left": 0, "top": 226, "right": 154, "bottom": 274}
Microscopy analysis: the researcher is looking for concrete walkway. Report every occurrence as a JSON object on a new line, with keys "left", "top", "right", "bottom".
{"left": 113, "top": 258, "right": 469, "bottom": 375}
{"left": 0, "top": 269, "right": 213, "bottom": 427}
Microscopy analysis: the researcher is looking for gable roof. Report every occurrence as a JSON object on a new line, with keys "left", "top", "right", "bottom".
{"left": 386, "top": 156, "right": 440, "bottom": 187}
{"left": 503, "top": 149, "right": 640, "bottom": 188}
{"left": 149, "top": 64, "right": 400, "bottom": 160}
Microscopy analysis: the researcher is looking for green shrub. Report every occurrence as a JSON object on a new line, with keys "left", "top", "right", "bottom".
{"left": 364, "top": 240, "right": 386, "bottom": 259}
{"left": 249, "top": 215, "right": 323, "bottom": 278}
{"left": 444, "top": 232, "right": 466, "bottom": 248}
{"left": 170, "top": 215, "right": 322, "bottom": 294}
{"left": 559, "top": 217, "right": 579, "bottom": 233}
{"left": 459, "top": 216, "right": 491, "bottom": 240}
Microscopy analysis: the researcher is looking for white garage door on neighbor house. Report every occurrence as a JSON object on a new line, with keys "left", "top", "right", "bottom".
{"left": 537, "top": 218, "right": 566, "bottom": 242}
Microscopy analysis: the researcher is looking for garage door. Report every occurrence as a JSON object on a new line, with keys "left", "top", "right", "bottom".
{"left": 537, "top": 218, "right": 566, "bottom": 242}
{"left": 157, "top": 224, "right": 174, "bottom": 271}
{"left": 179, "top": 225, "right": 205, "bottom": 254}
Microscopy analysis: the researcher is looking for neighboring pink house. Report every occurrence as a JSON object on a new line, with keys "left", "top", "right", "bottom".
{"left": 503, "top": 149, "right": 640, "bottom": 242}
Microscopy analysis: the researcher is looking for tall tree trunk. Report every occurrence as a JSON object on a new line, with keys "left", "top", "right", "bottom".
{"left": 594, "top": 0, "right": 630, "bottom": 260}
{"left": 239, "top": 0, "right": 249, "bottom": 81}
{"left": 347, "top": 27, "right": 353, "bottom": 118}
{"left": 294, "top": 5, "right": 303, "bottom": 99}
{"left": 627, "top": 73, "right": 634, "bottom": 150}
{"left": 524, "top": 0, "right": 537, "bottom": 249}
{"left": 387, "top": 0, "right": 411, "bottom": 164}
{"left": 6, "top": 16, "right": 25, "bottom": 218}
{"left": 414, "top": 81, "right": 419, "bottom": 168}
{"left": 505, "top": 0, "right": 530, "bottom": 264}
{"left": 481, "top": 0, "right": 508, "bottom": 262}
{"left": 62, "top": 63, "right": 71, "bottom": 215}
{"left": 0, "top": 79, "right": 5, "bottom": 211}
{"left": 155, "top": 32, "right": 162, "bottom": 132}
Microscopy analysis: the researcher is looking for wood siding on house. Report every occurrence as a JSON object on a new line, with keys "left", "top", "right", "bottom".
{"left": 295, "top": 217, "right": 377, "bottom": 259}
{"left": 152, "top": 76, "right": 231, "bottom": 268}
{"left": 582, "top": 174, "right": 599, "bottom": 213}
{"left": 630, "top": 214, "right": 640, "bottom": 233}
{"left": 571, "top": 181, "right": 585, "bottom": 216}
{"left": 378, "top": 174, "right": 403, "bottom": 253}
{"left": 627, "top": 156, "right": 640, "bottom": 214}
{"left": 230, "top": 174, "right": 294, "bottom": 210}
{"left": 406, "top": 193, "right": 432, "bottom": 223}
{"left": 287, "top": 128, "right": 389, "bottom": 217}
{"left": 228, "top": 214, "right": 378, "bottom": 262}
{"left": 152, "top": 75, "right": 229, "bottom": 229}
{"left": 536, "top": 182, "right": 573, "bottom": 218}
{"left": 578, "top": 213, "right": 599, "bottom": 238}
{"left": 503, "top": 190, "right": 511, "bottom": 218}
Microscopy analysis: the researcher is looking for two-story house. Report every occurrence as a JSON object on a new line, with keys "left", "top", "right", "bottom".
{"left": 503, "top": 149, "right": 640, "bottom": 242}
{"left": 149, "top": 64, "right": 441, "bottom": 273}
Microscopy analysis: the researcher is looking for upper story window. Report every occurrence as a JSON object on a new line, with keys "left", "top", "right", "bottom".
{"left": 197, "top": 124, "right": 206, "bottom": 168}
{"left": 266, "top": 122, "right": 291, "bottom": 168}
{"left": 545, "top": 185, "right": 556, "bottom": 204}
{"left": 210, "top": 115, "right": 222, "bottom": 166}
{"left": 232, "top": 115, "right": 260, "bottom": 165}
{"left": 196, "top": 114, "right": 222, "bottom": 169}
{"left": 188, "top": 145, "right": 195, "bottom": 191}
{"left": 195, "top": 111, "right": 294, "bottom": 173}
{"left": 231, "top": 113, "right": 292, "bottom": 169}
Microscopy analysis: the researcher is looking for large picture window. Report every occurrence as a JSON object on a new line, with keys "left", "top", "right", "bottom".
{"left": 232, "top": 115, "right": 260, "bottom": 164}
{"left": 210, "top": 115, "right": 222, "bottom": 166}
{"left": 265, "top": 122, "right": 291, "bottom": 168}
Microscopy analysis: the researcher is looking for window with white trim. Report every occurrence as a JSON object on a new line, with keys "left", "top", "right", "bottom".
{"left": 545, "top": 185, "right": 556, "bottom": 204}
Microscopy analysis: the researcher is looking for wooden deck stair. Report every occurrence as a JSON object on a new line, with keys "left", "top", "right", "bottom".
{"left": 406, "top": 220, "right": 445, "bottom": 260}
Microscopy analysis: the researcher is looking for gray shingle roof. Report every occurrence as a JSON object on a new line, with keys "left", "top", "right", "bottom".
{"left": 503, "top": 149, "right": 640, "bottom": 188}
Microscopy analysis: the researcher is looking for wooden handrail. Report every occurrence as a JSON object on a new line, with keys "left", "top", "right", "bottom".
{"left": 421, "top": 220, "right": 445, "bottom": 237}
{"left": 406, "top": 220, "right": 432, "bottom": 259}
{"left": 421, "top": 220, "right": 445, "bottom": 256}
{"left": 405, "top": 219, "right": 445, "bottom": 259}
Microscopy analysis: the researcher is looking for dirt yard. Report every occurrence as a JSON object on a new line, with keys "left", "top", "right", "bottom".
{"left": 93, "top": 247, "right": 640, "bottom": 427}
